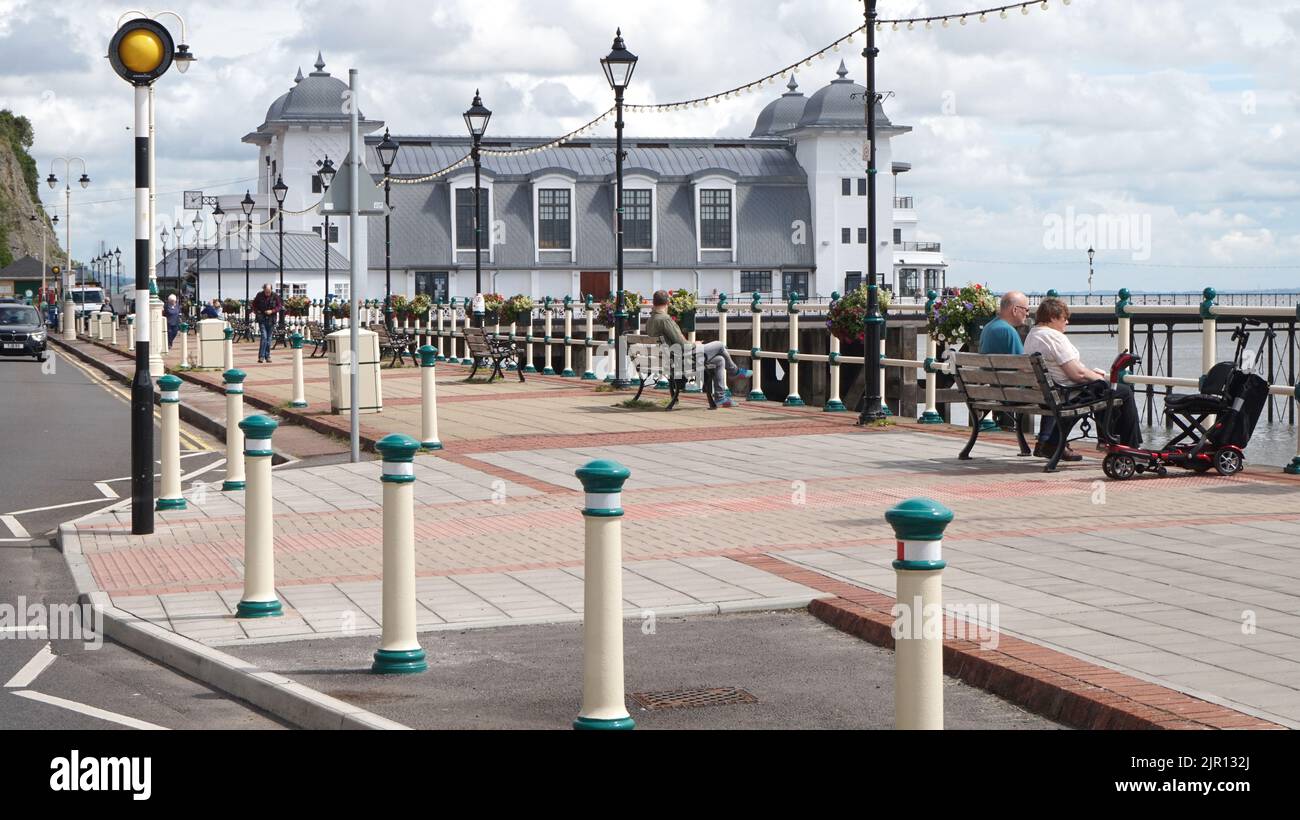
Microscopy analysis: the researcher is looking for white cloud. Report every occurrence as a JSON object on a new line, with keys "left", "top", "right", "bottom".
{"left": 8, "top": 0, "right": 1297, "bottom": 291}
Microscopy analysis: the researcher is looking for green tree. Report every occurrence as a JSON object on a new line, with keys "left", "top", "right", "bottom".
{"left": 0, "top": 109, "right": 42, "bottom": 203}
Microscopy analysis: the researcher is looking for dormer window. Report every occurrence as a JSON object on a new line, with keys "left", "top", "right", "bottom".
{"left": 700, "top": 190, "right": 732, "bottom": 249}
{"left": 454, "top": 188, "right": 490, "bottom": 250}
{"left": 530, "top": 171, "right": 578, "bottom": 263}
{"left": 538, "top": 189, "right": 571, "bottom": 249}
{"left": 623, "top": 189, "right": 652, "bottom": 250}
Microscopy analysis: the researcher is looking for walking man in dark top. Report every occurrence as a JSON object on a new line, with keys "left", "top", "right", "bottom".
{"left": 252, "top": 283, "right": 281, "bottom": 363}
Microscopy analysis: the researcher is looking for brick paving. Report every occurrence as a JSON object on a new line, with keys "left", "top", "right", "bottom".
{"left": 58, "top": 328, "right": 1300, "bottom": 728}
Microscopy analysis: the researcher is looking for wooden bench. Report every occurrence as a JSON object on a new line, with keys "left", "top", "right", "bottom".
{"left": 464, "top": 327, "right": 524, "bottom": 382}
{"left": 951, "top": 352, "right": 1124, "bottom": 472}
{"left": 625, "top": 334, "right": 717, "bottom": 411}
{"left": 304, "top": 321, "right": 329, "bottom": 358}
{"left": 371, "top": 323, "right": 417, "bottom": 368}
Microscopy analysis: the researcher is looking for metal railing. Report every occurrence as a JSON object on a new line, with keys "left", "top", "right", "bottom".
{"left": 895, "top": 241, "right": 941, "bottom": 253}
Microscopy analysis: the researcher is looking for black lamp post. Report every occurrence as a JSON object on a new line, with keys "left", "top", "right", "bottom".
{"left": 192, "top": 212, "right": 203, "bottom": 319}
{"left": 212, "top": 202, "right": 225, "bottom": 303}
{"left": 114, "top": 247, "right": 121, "bottom": 298}
{"left": 1087, "top": 246, "right": 1096, "bottom": 298}
{"left": 317, "top": 156, "right": 337, "bottom": 331}
{"left": 273, "top": 174, "right": 288, "bottom": 328}
{"left": 377, "top": 130, "right": 400, "bottom": 329}
{"left": 463, "top": 94, "right": 491, "bottom": 328}
{"left": 159, "top": 227, "right": 169, "bottom": 297}
{"left": 172, "top": 220, "right": 182, "bottom": 305}
{"left": 858, "top": 0, "right": 885, "bottom": 424}
{"left": 242, "top": 190, "right": 255, "bottom": 322}
{"left": 601, "top": 28, "right": 637, "bottom": 388}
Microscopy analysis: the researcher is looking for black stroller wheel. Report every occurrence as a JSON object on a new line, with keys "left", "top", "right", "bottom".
{"left": 1214, "top": 449, "right": 1244, "bottom": 477}
{"left": 1104, "top": 453, "right": 1136, "bottom": 480}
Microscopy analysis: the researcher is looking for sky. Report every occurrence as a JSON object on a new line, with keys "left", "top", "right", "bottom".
{"left": 2, "top": 0, "right": 1298, "bottom": 293}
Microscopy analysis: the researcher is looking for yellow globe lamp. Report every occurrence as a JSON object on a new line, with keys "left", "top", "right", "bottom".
{"left": 119, "top": 28, "right": 165, "bottom": 74}
{"left": 108, "top": 18, "right": 175, "bottom": 86}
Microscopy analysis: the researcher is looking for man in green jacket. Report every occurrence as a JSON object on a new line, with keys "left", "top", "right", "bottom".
{"left": 643, "top": 290, "right": 750, "bottom": 407}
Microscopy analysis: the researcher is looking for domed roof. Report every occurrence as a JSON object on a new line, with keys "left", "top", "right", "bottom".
{"left": 264, "top": 90, "right": 291, "bottom": 125}
{"left": 261, "top": 53, "right": 367, "bottom": 125}
{"left": 751, "top": 76, "right": 808, "bottom": 137}
{"left": 796, "top": 61, "right": 892, "bottom": 130}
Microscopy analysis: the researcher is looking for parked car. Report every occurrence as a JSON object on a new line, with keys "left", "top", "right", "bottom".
{"left": 0, "top": 303, "right": 48, "bottom": 362}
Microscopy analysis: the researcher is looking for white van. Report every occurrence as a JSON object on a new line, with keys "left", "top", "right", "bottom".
{"left": 68, "top": 285, "right": 105, "bottom": 316}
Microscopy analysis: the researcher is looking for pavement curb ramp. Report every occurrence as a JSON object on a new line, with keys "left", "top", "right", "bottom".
{"left": 732, "top": 554, "right": 1287, "bottom": 731}
{"left": 58, "top": 522, "right": 409, "bottom": 730}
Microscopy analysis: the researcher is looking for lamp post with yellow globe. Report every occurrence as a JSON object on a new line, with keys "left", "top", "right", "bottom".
{"left": 109, "top": 15, "right": 194, "bottom": 536}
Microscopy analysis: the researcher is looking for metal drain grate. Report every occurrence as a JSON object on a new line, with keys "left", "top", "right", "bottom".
{"left": 628, "top": 687, "right": 758, "bottom": 711}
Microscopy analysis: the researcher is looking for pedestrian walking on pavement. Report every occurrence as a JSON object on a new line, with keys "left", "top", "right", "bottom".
{"left": 252, "top": 283, "right": 281, "bottom": 363}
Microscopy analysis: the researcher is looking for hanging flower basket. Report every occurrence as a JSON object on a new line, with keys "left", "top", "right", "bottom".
{"left": 826, "top": 285, "right": 891, "bottom": 345}
{"left": 926, "top": 283, "right": 997, "bottom": 349}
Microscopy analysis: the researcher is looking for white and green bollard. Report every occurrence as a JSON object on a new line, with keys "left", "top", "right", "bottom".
{"left": 435, "top": 301, "right": 446, "bottom": 361}
{"left": 523, "top": 309, "right": 537, "bottom": 374}
{"left": 235, "top": 414, "right": 282, "bottom": 619}
{"left": 222, "top": 369, "right": 247, "bottom": 491}
{"left": 582, "top": 296, "right": 597, "bottom": 380}
{"left": 111, "top": 315, "right": 120, "bottom": 347}
{"left": 418, "top": 345, "right": 442, "bottom": 451}
{"left": 885, "top": 497, "right": 953, "bottom": 731}
{"left": 573, "top": 459, "right": 635, "bottom": 731}
{"left": 223, "top": 325, "right": 234, "bottom": 372}
{"left": 460, "top": 302, "right": 474, "bottom": 366}
{"left": 1115, "top": 288, "right": 1132, "bottom": 356}
{"left": 371, "top": 433, "right": 428, "bottom": 674}
{"left": 602, "top": 311, "right": 615, "bottom": 382}
{"left": 562, "top": 296, "right": 576, "bottom": 377}
{"left": 127, "top": 315, "right": 135, "bottom": 352}
{"left": 784, "top": 293, "right": 804, "bottom": 406}
{"left": 824, "top": 292, "right": 846, "bottom": 411}
{"left": 289, "top": 332, "right": 307, "bottom": 408}
{"left": 748, "top": 293, "right": 766, "bottom": 401}
{"left": 177, "top": 322, "right": 190, "bottom": 369}
{"left": 542, "top": 298, "right": 556, "bottom": 375}
{"left": 919, "top": 290, "right": 943, "bottom": 423}
{"left": 155, "top": 374, "right": 186, "bottom": 511}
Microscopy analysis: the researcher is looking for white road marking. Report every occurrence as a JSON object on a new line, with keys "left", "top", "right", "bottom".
{"left": 0, "top": 515, "right": 29, "bottom": 539}
{"left": 5, "top": 643, "right": 56, "bottom": 688}
{"left": 94, "top": 482, "right": 118, "bottom": 498}
{"left": 10, "top": 690, "right": 168, "bottom": 730}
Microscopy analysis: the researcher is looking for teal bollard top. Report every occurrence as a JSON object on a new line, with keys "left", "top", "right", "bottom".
{"left": 885, "top": 497, "right": 954, "bottom": 542}
{"left": 289, "top": 332, "right": 303, "bottom": 349}
{"left": 240, "top": 414, "right": 278, "bottom": 457}
{"left": 157, "top": 374, "right": 182, "bottom": 403}
{"left": 418, "top": 344, "right": 436, "bottom": 367}
{"left": 377, "top": 433, "right": 421, "bottom": 482}
{"left": 576, "top": 460, "right": 630, "bottom": 517}
{"left": 223, "top": 326, "right": 233, "bottom": 340}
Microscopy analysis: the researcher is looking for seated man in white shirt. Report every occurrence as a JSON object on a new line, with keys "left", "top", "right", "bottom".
{"left": 1023, "top": 297, "right": 1142, "bottom": 456}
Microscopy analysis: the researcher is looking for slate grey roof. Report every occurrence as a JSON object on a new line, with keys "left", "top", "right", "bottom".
{"left": 365, "top": 168, "right": 813, "bottom": 271}
{"left": 0, "top": 255, "right": 50, "bottom": 279}
{"left": 751, "top": 77, "right": 808, "bottom": 137}
{"left": 366, "top": 138, "right": 804, "bottom": 182}
{"left": 797, "top": 62, "right": 892, "bottom": 130}
{"left": 168, "top": 231, "right": 350, "bottom": 275}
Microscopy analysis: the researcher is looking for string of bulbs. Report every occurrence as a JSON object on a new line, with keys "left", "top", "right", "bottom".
{"left": 378, "top": 1, "right": 1074, "bottom": 183}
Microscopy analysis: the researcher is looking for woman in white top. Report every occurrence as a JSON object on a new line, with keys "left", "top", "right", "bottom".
{"left": 1024, "top": 297, "right": 1142, "bottom": 452}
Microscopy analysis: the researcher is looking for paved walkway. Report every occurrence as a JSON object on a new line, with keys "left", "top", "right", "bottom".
{"left": 57, "top": 328, "right": 1300, "bottom": 728}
